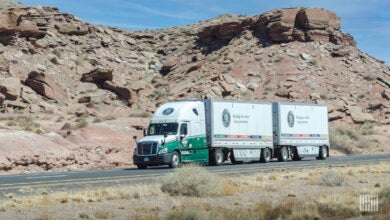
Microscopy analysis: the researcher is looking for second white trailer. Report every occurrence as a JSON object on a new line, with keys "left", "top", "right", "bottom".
{"left": 272, "top": 102, "right": 330, "bottom": 161}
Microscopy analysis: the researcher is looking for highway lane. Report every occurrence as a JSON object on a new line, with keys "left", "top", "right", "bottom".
{"left": 0, "top": 153, "right": 388, "bottom": 192}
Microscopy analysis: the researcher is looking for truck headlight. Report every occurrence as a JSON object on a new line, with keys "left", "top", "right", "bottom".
{"left": 158, "top": 147, "right": 168, "bottom": 154}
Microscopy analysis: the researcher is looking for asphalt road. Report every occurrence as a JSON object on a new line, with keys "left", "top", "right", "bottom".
{"left": 0, "top": 153, "right": 388, "bottom": 194}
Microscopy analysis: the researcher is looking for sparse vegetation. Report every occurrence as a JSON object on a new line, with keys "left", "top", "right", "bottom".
{"left": 0, "top": 163, "right": 389, "bottom": 219}
{"left": 4, "top": 115, "right": 43, "bottom": 134}
{"left": 329, "top": 123, "right": 375, "bottom": 154}
{"left": 161, "top": 165, "right": 222, "bottom": 197}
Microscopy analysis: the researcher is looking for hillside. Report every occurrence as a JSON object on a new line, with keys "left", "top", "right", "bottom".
{"left": 0, "top": 4, "right": 389, "bottom": 173}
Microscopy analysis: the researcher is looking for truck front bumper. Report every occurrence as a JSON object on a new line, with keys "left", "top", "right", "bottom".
{"left": 133, "top": 153, "right": 171, "bottom": 167}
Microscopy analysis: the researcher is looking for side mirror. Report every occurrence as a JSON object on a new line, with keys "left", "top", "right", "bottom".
{"left": 143, "top": 129, "right": 146, "bottom": 136}
{"left": 133, "top": 135, "right": 137, "bottom": 140}
{"left": 164, "top": 132, "right": 168, "bottom": 138}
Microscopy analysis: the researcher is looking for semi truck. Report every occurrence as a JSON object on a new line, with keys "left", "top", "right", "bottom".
{"left": 133, "top": 100, "right": 329, "bottom": 169}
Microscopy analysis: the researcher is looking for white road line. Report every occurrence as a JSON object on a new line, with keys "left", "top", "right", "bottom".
{"left": 26, "top": 174, "right": 67, "bottom": 180}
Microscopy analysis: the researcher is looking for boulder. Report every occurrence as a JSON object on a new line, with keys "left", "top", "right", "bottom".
{"left": 103, "top": 81, "right": 136, "bottom": 105}
{"left": 55, "top": 23, "right": 89, "bottom": 35}
{"left": 25, "top": 71, "right": 68, "bottom": 102}
{"left": 3, "top": 100, "right": 27, "bottom": 109}
{"left": 0, "top": 77, "right": 21, "bottom": 100}
{"left": 197, "top": 21, "right": 246, "bottom": 43}
{"left": 81, "top": 68, "right": 113, "bottom": 84}
{"left": 347, "top": 106, "right": 374, "bottom": 123}
{"left": 328, "top": 111, "right": 344, "bottom": 122}
{"left": 160, "top": 56, "right": 179, "bottom": 75}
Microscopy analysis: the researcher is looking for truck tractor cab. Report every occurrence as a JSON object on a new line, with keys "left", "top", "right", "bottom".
{"left": 133, "top": 101, "right": 207, "bottom": 169}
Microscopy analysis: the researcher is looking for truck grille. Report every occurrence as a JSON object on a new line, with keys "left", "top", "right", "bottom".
{"left": 137, "top": 142, "right": 158, "bottom": 156}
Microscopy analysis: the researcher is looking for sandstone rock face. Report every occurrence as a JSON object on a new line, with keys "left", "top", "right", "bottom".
{"left": 296, "top": 8, "right": 340, "bottom": 30}
{"left": 0, "top": 4, "right": 389, "bottom": 174}
{"left": 198, "top": 8, "right": 354, "bottom": 45}
{"left": 25, "top": 71, "right": 68, "bottom": 102}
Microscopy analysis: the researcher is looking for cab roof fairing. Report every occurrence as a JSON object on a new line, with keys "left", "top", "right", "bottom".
{"left": 149, "top": 101, "right": 201, "bottom": 124}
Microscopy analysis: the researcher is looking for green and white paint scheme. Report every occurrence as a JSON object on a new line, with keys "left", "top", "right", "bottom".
{"left": 133, "top": 100, "right": 329, "bottom": 168}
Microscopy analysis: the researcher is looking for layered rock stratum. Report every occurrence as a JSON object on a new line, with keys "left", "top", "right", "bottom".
{"left": 0, "top": 2, "right": 389, "bottom": 173}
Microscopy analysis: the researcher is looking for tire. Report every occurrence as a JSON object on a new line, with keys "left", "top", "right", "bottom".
{"left": 292, "top": 148, "right": 301, "bottom": 161}
{"left": 277, "top": 147, "right": 288, "bottom": 162}
{"left": 230, "top": 152, "right": 242, "bottom": 164}
{"left": 212, "top": 149, "right": 224, "bottom": 166}
{"left": 317, "top": 146, "right": 327, "bottom": 160}
{"left": 137, "top": 164, "right": 147, "bottom": 169}
{"left": 260, "top": 148, "right": 271, "bottom": 163}
{"left": 169, "top": 151, "right": 181, "bottom": 168}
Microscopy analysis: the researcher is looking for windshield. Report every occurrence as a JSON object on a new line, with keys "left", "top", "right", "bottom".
{"left": 147, "top": 123, "right": 178, "bottom": 136}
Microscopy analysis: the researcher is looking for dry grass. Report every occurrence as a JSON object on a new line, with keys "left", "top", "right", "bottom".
{"left": 1, "top": 163, "right": 389, "bottom": 219}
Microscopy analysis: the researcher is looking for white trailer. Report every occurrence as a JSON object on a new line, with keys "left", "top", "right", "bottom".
{"left": 272, "top": 102, "right": 329, "bottom": 161}
{"left": 205, "top": 100, "right": 273, "bottom": 163}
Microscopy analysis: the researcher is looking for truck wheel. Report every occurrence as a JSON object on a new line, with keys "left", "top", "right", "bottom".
{"left": 212, "top": 149, "right": 224, "bottom": 166}
{"left": 260, "top": 148, "right": 271, "bottom": 163}
{"left": 169, "top": 151, "right": 181, "bottom": 168}
{"left": 137, "top": 164, "right": 147, "bottom": 169}
{"left": 317, "top": 146, "right": 327, "bottom": 160}
{"left": 277, "top": 147, "right": 288, "bottom": 162}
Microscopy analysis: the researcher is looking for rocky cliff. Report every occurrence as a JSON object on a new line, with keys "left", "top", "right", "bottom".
{"left": 0, "top": 4, "right": 389, "bottom": 173}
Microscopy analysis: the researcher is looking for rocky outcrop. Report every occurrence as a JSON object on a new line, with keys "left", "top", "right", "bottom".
{"left": 25, "top": 71, "right": 68, "bottom": 102}
{"left": 198, "top": 8, "right": 355, "bottom": 46}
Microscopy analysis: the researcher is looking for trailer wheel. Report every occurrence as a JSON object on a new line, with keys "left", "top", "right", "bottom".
{"left": 317, "top": 146, "right": 327, "bottom": 160}
{"left": 212, "top": 149, "right": 224, "bottom": 166}
{"left": 277, "top": 147, "right": 288, "bottom": 162}
{"left": 137, "top": 164, "right": 147, "bottom": 169}
{"left": 260, "top": 148, "right": 271, "bottom": 163}
{"left": 169, "top": 151, "right": 181, "bottom": 168}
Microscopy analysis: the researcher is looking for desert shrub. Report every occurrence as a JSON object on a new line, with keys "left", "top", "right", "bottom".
{"left": 165, "top": 207, "right": 205, "bottom": 220}
{"left": 329, "top": 124, "right": 374, "bottom": 154}
{"left": 75, "top": 118, "right": 88, "bottom": 129}
{"left": 319, "top": 170, "right": 345, "bottom": 187}
{"left": 161, "top": 165, "right": 222, "bottom": 197}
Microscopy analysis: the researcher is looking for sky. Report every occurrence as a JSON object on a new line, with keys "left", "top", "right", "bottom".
{"left": 20, "top": 0, "right": 390, "bottom": 64}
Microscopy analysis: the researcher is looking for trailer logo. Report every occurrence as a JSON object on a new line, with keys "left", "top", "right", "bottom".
{"left": 222, "top": 109, "right": 231, "bottom": 128}
{"left": 287, "top": 111, "right": 295, "bottom": 128}
{"left": 162, "top": 108, "right": 174, "bottom": 115}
